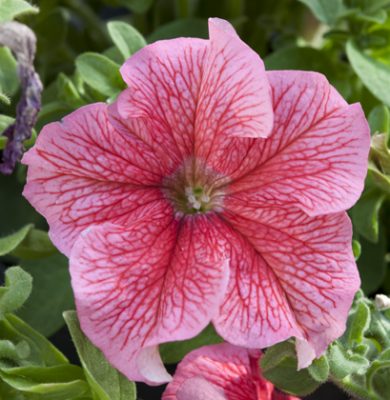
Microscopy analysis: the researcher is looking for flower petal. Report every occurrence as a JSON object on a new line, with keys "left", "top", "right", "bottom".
{"left": 163, "top": 343, "right": 264, "bottom": 400}
{"left": 114, "top": 37, "right": 207, "bottom": 163}
{"left": 163, "top": 343, "right": 298, "bottom": 399}
{"left": 175, "top": 377, "right": 227, "bottom": 400}
{"left": 70, "top": 206, "right": 229, "bottom": 384}
{"left": 22, "top": 103, "right": 165, "bottom": 255}
{"left": 195, "top": 18, "right": 273, "bottom": 140}
{"left": 227, "top": 71, "right": 370, "bottom": 216}
{"left": 114, "top": 18, "right": 272, "bottom": 169}
{"left": 212, "top": 218, "right": 302, "bottom": 348}
{"left": 222, "top": 197, "right": 359, "bottom": 367}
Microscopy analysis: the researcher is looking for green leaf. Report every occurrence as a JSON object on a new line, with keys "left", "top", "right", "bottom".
{"left": 118, "top": 0, "right": 153, "bottom": 13}
{"left": 0, "top": 225, "right": 34, "bottom": 257}
{"left": 368, "top": 164, "right": 390, "bottom": 195}
{"left": 160, "top": 324, "right": 223, "bottom": 364}
{"left": 371, "top": 133, "right": 390, "bottom": 175}
{"left": 0, "top": 47, "right": 19, "bottom": 99}
{"left": 0, "top": 314, "right": 68, "bottom": 366}
{"left": 76, "top": 53, "right": 125, "bottom": 97}
{"left": 347, "top": 40, "right": 390, "bottom": 107}
{"left": 0, "top": 114, "right": 14, "bottom": 131}
{"left": 345, "top": 300, "right": 371, "bottom": 346}
{"left": 328, "top": 342, "right": 370, "bottom": 379}
{"left": 352, "top": 239, "right": 362, "bottom": 260}
{"left": 0, "top": 91, "right": 10, "bottom": 105}
{"left": 10, "top": 228, "right": 57, "bottom": 260}
{"left": 297, "top": 0, "right": 346, "bottom": 25}
{"left": 260, "top": 341, "right": 321, "bottom": 396}
{"left": 0, "top": 340, "right": 29, "bottom": 365}
{"left": 0, "top": 0, "right": 39, "bottom": 22}
{"left": 0, "top": 267, "right": 32, "bottom": 318}
{"left": 18, "top": 254, "right": 74, "bottom": 337}
{"left": 64, "top": 311, "right": 137, "bottom": 400}
{"left": 103, "top": 46, "right": 124, "bottom": 64}
{"left": 0, "top": 365, "right": 90, "bottom": 399}
{"left": 107, "top": 21, "right": 146, "bottom": 60}
{"left": 369, "top": 105, "right": 390, "bottom": 136}
{"left": 147, "top": 18, "right": 208, "bottom": 42}
{"left": 307, "top": 356, "right": 329, "bottom": 383}
{"left": 352, "top": 189, "right": 386, "bottom": 243}
{"left": 56, "top": 73, "right": 85, "bottom": 109}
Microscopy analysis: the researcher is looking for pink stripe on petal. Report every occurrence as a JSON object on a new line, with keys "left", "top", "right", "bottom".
{"left": 22, "top": 103, "right": 167, "bottom": 255}
{"left": 70, "top": 206, "right": 229, "bottom": 384}
{"left": 228, "top": 71, "right": 370, "bottom": 216}
{"left": 223, "top": 197, "right": 359, "bottom": 366}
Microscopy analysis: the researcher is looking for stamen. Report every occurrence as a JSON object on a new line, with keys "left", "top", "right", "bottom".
{"left": 200, "top": 194, "right": 210, "bottom": 203}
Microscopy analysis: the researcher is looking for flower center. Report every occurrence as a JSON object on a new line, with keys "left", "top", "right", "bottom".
{"left": 163, "top": 159, "right": 225, "bottom": 215}
{"left": 185, "top": 186, "right": 211, "bottom": 213}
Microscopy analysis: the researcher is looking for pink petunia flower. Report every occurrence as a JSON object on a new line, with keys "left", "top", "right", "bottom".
{"left": 22, "top": 18, "right": 370, "bottom": 384}
{"left": 163, "top": 343, "right": 300, "bottom": 400}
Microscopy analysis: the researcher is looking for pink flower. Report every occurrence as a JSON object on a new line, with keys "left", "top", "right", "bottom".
{"left": 163, "top": 343, "right": 300, "bottom": 400}
{"left": 22, "top": 18, "right": 370, "bottom": 384}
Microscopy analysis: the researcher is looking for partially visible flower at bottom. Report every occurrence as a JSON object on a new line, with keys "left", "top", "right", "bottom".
{"left": 163, "top": 343, "right": 300, "bottom": 400}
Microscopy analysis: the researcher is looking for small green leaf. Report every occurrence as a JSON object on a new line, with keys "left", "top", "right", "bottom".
{"left": 347, "top": 40, "right": 390, "bottom": 107}
{"left": 0, "top": 314, "right": 68, "bottom": 366}
{"left": 18, "top": 254, "right": 74, "bottom": 337}
{"left": 371, "top": 133, "right": 390, "bottom": 175}
{"left": 0, "top": 114, "right": 14, "bottom": 132}
{"left": 76, "top": 53, "right": 125, "bottom": 97}
{"left": 368, "top": 164, "right": 390, "bottom": 195}
{"left": 352, "top": 189, "right": 386, "bottom": 243}
{"left": 297, "top": 0, "right": 346, "bottom": 26}
{"left": 0, "top": 47, "right": 19, "bottom": 98}
{"left": 369, "top": 105, "right": 390, "bottom": 136}
{"left": 0, "top": 225, "right": 33, "bottom": 257}
{"left": 56, "top": 73, "right": 85, "bottom": 109}
{"left": 308, "top": 356, "right": 329, "bottom": 383}
{"left": 11, "top": 228, "right": 57, "bottom": 260}
{"left": 0, "top": 267, "right": 32, "bottom": 318}
{"left": 107, "top": 21, "right": 146, "bottom": 60}
{"left": 345, "top": 301, "right": 371, "bottom": 345}
{"left": 261, "top": 341, "right": 321, "bottom": 396}
{"left": 367, "top": 350, "right": 390, "bottom": 398}
{"left": 160, "top": 324, "right": 223, "bottom": 364}
{"left": 0, "top": 340, "right": 29, "bottom": 365}
{"left": 0, "top": 365, "right": 90, "bottom": 399}
{"left": 0, "top": 91, "right": 10, "bottom": 105}
{"left": 352, "top": 239, "right": 361, "bottom": 260}
{"left": 64, "top": 311, "right": 137, "bottom": 400}
{"left": 328, "top": 343, "right": 370, "bottom": 379}
{"left": 0, "top": 0, "right": 39, "bottom": 22}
